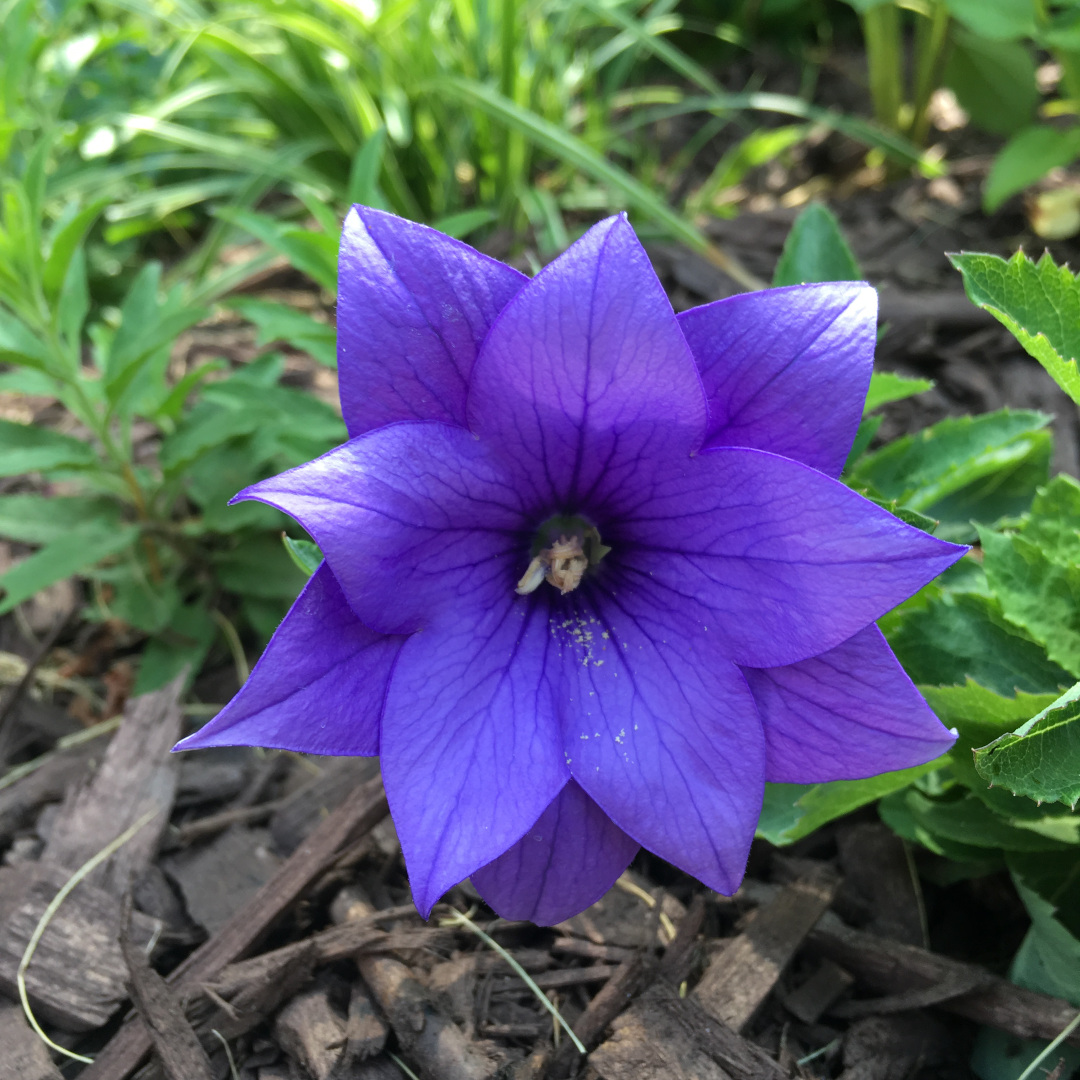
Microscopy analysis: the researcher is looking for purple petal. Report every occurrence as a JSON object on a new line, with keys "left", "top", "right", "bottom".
{"left": 233, "top": 422, "right": 528, "bottom": 635}
{"left": 471, "top": 780, "right": 639, "bottom": 924}
{"left": 466, "top": 214, "right": 707, "bottom": 510}
{"left": 615, "top": 446, "right": 965, "bottom": 668}
{"left": 175, "top": 564, "right": 402, "bottom": 755}
{"left": 743, "top": 625, "right": 957, "bottom": 782}
{"left": 337, "top": 207, "right": 526, "bottom": 436}
{"left": 677, "top": 283, "right": 877, "bottom": 477}
{"left": 380, "top": 595, "right": 569, "bottom": 917}
{"left": 557, "top": 589, "right": 765, "bottom": 896}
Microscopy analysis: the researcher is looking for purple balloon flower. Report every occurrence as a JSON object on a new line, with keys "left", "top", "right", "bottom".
{"left": 177, "top": 208, "right": 963, "bottom": 923}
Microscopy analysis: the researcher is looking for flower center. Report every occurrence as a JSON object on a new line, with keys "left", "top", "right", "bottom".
{"left": 515, "top": 515, "right": 610, "bottom": 596}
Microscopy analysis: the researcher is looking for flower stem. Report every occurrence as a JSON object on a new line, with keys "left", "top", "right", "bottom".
{"left": 908, "top": 0, "right": 950, "bottom": 148}
{"left": 862, "top": 3, "right": 904, "bottom": 134}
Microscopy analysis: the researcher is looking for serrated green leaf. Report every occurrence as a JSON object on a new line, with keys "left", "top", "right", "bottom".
{"left": 951, "top": 250, "right": 1080, "bottom": 405}
{"left": 0, "top": 526, "right": 139, "bottom": 614}
{"left": 850, "top": 409, "right": 1050, "bottom": 522}
{"left": 922, "top": 679, "right": 1060, "bottom": 746}
{"left": 894, "top": 789, "right": 1074, "bottom": 852}
{"left": 885, "top": 591, "right": 1072, "bottom": 696}
{"left": 0, "top": 420, "right": 97, "bottom": 476}
{"left": 283, "top": 535, "right": 321, "bottom": 577}
{"left": 863, "top": 371, "right": 934, "bottom": 414}
{"left": 975, "top": 683, "right": 1080, "bottom": 806}
{"left": 1020, "top": 474, "right": 1080, "bottom": 565}
{"left": 980, "top": 526, "right": 1080, "bottom": 676}
{"left": 0, "top": 494, "right": 122, "bottom": 544}
{"left": 756, "top": 756, "right": 948, "bottom": 846}
{"left": 772, "top": 203, "right": 861, "bottom": 287}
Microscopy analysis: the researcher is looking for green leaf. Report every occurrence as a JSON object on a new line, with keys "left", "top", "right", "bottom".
{"left": 56, "top": 247, "right": 89, "bottom": 350}
{"left": 885, "top": 591, "right": 1073, "bottom": 696}
{"left": 347, "top": 128, "right": 388, "bottom": 208}
{"left": 283, "top": 534, "right": 322, "bottom": 577}
{"left": 0, "top": 310, "right": 56, "bottom": 371}
{"left": 863, "top": 371, "right": 934, "bottom": 414}
{"left": 975, "top": 683, "right": 1080, "bottom": 807}
{"left": 756, "top": 757, "right": 948, "bottom": 845}
{"left": 1010, "top": 854, "right": 1080, "bottom": 1002}
{"left": 0, "top": 420, "right": 97, "bottom": 476}
{"left": 922, "top": 679, "right": 1061, "bottom": 748}
{"left": 0, "top": 494, "right": 122, "bottom": 544}
{"left": 218, "top": 209, "right": 338, "bottom": 293}
{"left": 226, "top": 297, "right": 336, "bottom": 366}
{"left": 0, "top": 526, "right": 139, "bottom": 614}
{"left": 944, "top": 30, "right": 1037, "bottom": 136}
{"left": 984, "top": 125, "right": 1080, "bottom": 212}
{"left": 980, "top": 526, "right": 1080, "bottom": 677}
{"left": 41, "top": 198, "right": 108, "bottom": 302}
{"left": 850, "top": 408, "right": 1050, "bottom": 523}
{"left": 951, "top": 250, "right": 1080, "bottom": 406}
{"left": 430, "top": 208, "right": 498, "bottom": 240}
{"left": 892, "top": 789, "right": 1074, "bottom": 853}
{"left": 134, "top": 602, "right": 216, "bottom": 695}
{"left": 1021, "top": 475, "right": 1080, "bottom": 565}
{"left": 772, "top": 203, "right": 861, "bottom": 287}
{"left": 213, "top": 534, "right": 307, "bottom": 600}
{"left": 944, "top": 0, "right": 1037, "bottom": 41}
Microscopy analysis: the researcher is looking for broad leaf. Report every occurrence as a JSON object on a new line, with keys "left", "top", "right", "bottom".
{"left": 846, "top": 408, "right": 1049, "bottom": 518}
{"left": 756, "top": 757, "right": 947, "bottom": 846}
{"left": 980, "top": 526, "right": 1080, "bottom": 677}
{"left": 863, "top": 371, "right": 934, "bottom": 415}
{"left": 0, "top": 494, "right": 121, "bottom": 543}
{"left": 772, "top": 203, "right": 861, "bottom": 287}
{"left": 890, "top": 789, "right": 1075, "bottom": 853}
{"left": 944, "top": 30, "right": 1037, "bottom": 136}
{"left": 983, "top": 126, "right": 1080, "bottom": 212}
{"left": 975, "top": 683, "right": 1080, "bottom": 807}
{"left": 944, "top": 0, "right": 1037, "bottom": 41}
{"left": 885, "top": 591, "right": 1073, "bottom": 696}
{"left": 922, "top": 679, "right": 1061, "bottom": 748}
{"left": 951, "top": 250, "right": 1080, "bottom": 405}
{"left": 1021, "top": 474, "right": 1080, "bottom": 566}
{"left": 0, "top": 420, "right": 96, "bottom": 476}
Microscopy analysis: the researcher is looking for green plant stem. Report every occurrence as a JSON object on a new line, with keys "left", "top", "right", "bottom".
{"left": 862, "top": 2, "right": 904, "bottom": 134}
{"left": 908, "top": 0, "right": 950, "bottom": 147}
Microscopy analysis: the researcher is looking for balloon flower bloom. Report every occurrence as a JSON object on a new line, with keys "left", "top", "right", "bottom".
{"left": 178, "top": 209, "right": 963, "bottom": 923}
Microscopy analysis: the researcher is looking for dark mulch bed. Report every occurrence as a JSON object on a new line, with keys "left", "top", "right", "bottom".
{"left": 0, "top": 675, "right": 1073, "bottom": 1080}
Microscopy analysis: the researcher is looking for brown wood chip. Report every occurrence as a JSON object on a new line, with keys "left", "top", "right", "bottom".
{"left": 0, "top": 998, "right": 63, "bottom": 1080}
{"left": 121, "top": 926, "right": 213, "bottom": 1080}
{"left": 590, "top": 980, "right": 787, "bottom": 1080}
{"left": 694, "top": 863, "right": 840, "bottom": 1031}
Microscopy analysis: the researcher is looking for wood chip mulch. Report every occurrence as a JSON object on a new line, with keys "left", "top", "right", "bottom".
{"left": 0, "top": 676, "right": 1074, "bottom": 1080}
